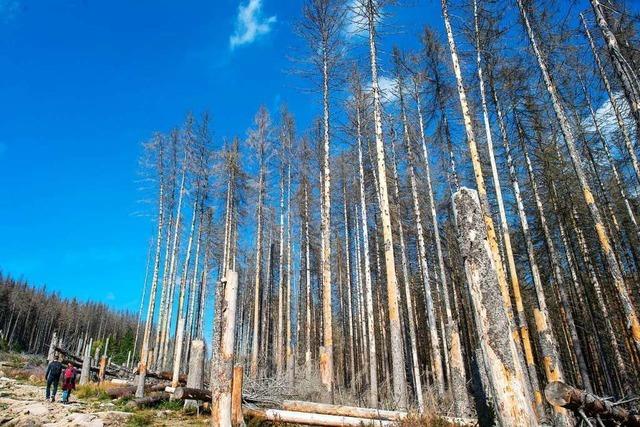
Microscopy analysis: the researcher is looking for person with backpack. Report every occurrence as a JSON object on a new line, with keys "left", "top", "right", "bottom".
{"left": 45, "top": 356, "right": 63, "bottom": 402}
{"left": 61, "top": 363, "right": 77, "bottom": 403}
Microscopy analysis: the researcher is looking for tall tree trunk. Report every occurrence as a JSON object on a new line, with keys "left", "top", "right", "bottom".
{"left": 487, "top": 71, "right": 543, "bottom": 415}
{"left": 395, "top": 67, "right": 442, "bottom": 398}
{"left": 250, "top": 146, "right": 266, "bottom": 377}
{"left": 389, "top": 129, "right": 424, "bottom": 411}
{"left": 517, "top": 0, "right": 640, "bottom": 355}
{"left": 588, "top": 1, "right": 640, "bottom": 140}
{"left": 353, "top": 78, "right": 379, "bottom": 406}
{"left": 365, "top": 0, "right": 407, "bottom": 407}
{"left": 453, "top": 188, "right": 537, "bottom": 426}
{"left": 137, "top": 139, "right": 165, "bottom": 399}
{"left": 581, "top": 13, "right": 640, "bottom": 189}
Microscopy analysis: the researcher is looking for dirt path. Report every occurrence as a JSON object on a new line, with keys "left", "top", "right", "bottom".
{"left": 0, "top": 376, "right": 134, "bottom": 426}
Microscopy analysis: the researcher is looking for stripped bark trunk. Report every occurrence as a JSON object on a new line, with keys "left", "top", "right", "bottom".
{"left": 211, "top": 271, "right": 239, "bottom": 426}
{"left": 365, "top": 0, "right": 406, "bottom": 407}
{"left": 453, "top": 187, "right": 537, "bottom": 426}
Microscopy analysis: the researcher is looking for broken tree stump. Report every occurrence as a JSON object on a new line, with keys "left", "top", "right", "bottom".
{"left": 453, "top": 188, "right": 537, "bottom": 426}
{"left": 79, "top": 343, "right": 91, "bottom": 385}
{"left": 211, "top": 270, "right": 239, "bottom": 426}
{"left": 98, "top": 356, "right": 107, "bottom": 384}
{"left": 184, "top": 339, "right": 205, "bottom": 410}
{"left": 47, "top": 332, "right": 57, "bottom": 362}
{"left": 546, "top": 381, "right": 640, "bottom": 426}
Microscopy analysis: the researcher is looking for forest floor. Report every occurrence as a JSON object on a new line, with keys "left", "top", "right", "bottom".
{"left": 0, "top": 353, "right": 208, "bottom": 427}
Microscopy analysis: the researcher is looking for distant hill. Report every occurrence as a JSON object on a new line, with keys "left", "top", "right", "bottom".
{"left": 0, "top": 272, "right": 137, "bottom": 364}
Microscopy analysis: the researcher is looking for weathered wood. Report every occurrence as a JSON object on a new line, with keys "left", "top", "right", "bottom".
{"left": 546, "top": 382, "right": 640, "bottom": 427}
{"left": 231, "top": 365, "right": 244, "bottom": 427}
{"left": 174, "top": 387, "right": 211, "bottom": 401}
{"left": 79, "top": 343, "right": 91, "bottom": 385}
{"left": 453, "top": 188, "right": 536, "bottom": 426}
{"left": 243, "top": 406, "right": 395, "bottom": 427}
{"left": 132, "top": 392, "right": 169, "bottom": 408}
{"left": 184, "top": 339, "right": 205, "bottom": 410}
{"left": 211, "top": 271, "right": 239, "bottom": 426}
{"left": 107, "top": 386, "right": 137, "bottom": 398}
{"left": 47, "top": 332, "right": 57, "bottom": 362}
{"left": 98, "top": 356, "right": 107, "bottom": 384}
{"left": 282, "top": 400, "right": 407, "bottom": 421}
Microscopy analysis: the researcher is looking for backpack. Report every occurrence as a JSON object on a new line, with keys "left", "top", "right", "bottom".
{"left": 64, "top": 368, "right": 74, "bottom": 379}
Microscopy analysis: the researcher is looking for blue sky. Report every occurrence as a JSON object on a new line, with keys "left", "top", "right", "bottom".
{"left": 0, "top": 0, "right": 438, "bottom": 311}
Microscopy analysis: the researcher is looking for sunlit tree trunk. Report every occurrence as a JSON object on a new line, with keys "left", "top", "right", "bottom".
{"left": 364, "top": 0, "right": 407, "bottom": 406}
{"left": 488, "top": 72, "right": 543, "bottom": 415}
{"left": 517, "top": 0, "right": 640, "bottom": 355}
{"left": 137, "top": 136, "right": 165, "bottom": 398}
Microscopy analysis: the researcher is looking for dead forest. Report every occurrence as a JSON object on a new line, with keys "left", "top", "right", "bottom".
{"left": 5, "top": 0, "right": 640, "bottom": 425}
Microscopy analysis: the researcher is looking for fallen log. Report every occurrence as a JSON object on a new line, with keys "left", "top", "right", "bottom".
{"left": 131, "top": 392, "right": 169, "bottom": 408}
{"left": 243, "top": 405, "right": 395, "bottom": 427}
{"left": 54, "top": 346, "right": 83, "bottom": 364}
{"left": 133, "top": 368, "right": 186, "bottom": 384}
{"left": 107, "top": 386, "right": 137, "bottom": 399}
{"left": 174, "top": 386, "right": 211, "bottom": 401}
{"left": 282, "top": 400, "right": 407, "bottom": 422}
{"left": 545, "top": 382, "right": 640, "bottom": 426}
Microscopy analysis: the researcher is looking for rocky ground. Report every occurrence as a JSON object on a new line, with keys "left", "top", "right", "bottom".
{"left": 0, "top": 354, "right": 208, "bottom": 427}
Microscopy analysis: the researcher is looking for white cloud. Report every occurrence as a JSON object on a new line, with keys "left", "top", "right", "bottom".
{"left": 106, "top": 292, "right": 116, "bottom": 301}
{"left": 365, "top": 75, "right": 398, "bottom": 104}
{"left": 229, "top": 0, "right": 276, "bottom": 50}
{"left": 345, "top": 0, "right": 368, "bottom": 37}
{"left": 582, "top": 91, "right": 636, "bottom": 138}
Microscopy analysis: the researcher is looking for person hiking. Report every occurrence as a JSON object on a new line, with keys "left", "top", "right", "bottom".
{"left": 61, "top": 363, "right": 77, "bottom": 403}
{"left": 45, "top": 356, "right": 63, "bottom": 402}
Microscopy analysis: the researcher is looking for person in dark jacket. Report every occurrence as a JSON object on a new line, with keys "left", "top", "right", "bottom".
{"left": 45, "top": 356, "right": 63, "bottom": 401}
{"left": 60, "top": 363, "right": 77, "bottom": 403}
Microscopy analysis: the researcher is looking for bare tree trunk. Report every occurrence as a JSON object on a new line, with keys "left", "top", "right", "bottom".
{"left": 364, "top": 0, "right": 406, "bottom": 406}
{"left": 137, "top": 139, "right": 165, "bottom": 399}
{"left": 211, "top": 271, "right": 239, "bottom": 426}
{"left": 389, "top": 130, "right": 424, "bottom": 411}
{"left": 517, "top": 0, "right": 640, "bottom": 355}
{"left": 516, "top": 122, "right": 568, "bottom": 393}
{"left": 342, "top": 182, "right": 356, "bottom": 392}
{"left": 488, "top": 72, "right": 543, "bottom": 415}
{"left": 441, "top": 0, "right": 518, "bottom": 337}
{"left": 304, "top": 183, "right": 313, "bottom": 377}
{"left": 395, "top": 68, "right": 442, "bottom": 400}
{"left": 354, "top": 83, "right": 378, "bottom": 405}
{"left": 134, "top": 238, "right": 153, "bottom": 359}
{"left": 250, "top": 142, "right": 266, "bottom": 377}
{"left": 453, "top": 187, "right": 537, "bottom": 426}
{"left": 413, "top": 77, "right": 470, "bottom": 414}
{"left": 171, "top": 197, "right": 199, "bottom": 381}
